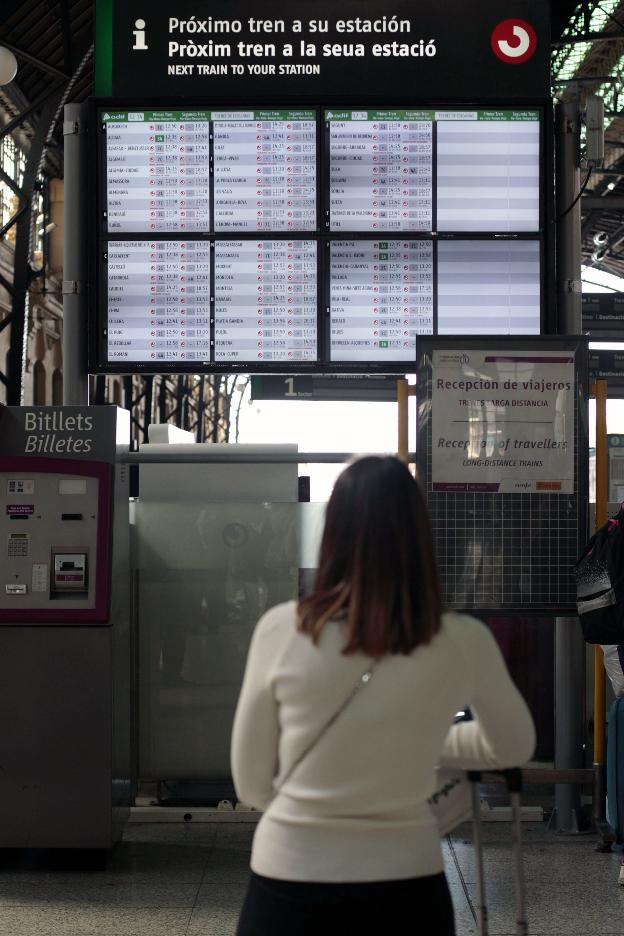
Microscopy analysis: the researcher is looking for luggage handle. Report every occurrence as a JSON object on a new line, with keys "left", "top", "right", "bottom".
{"left": 467, "top": 767, "right": 523, "bottom": 793}
{"left": 468, "top": 768, "right": 528, "bottom": 936}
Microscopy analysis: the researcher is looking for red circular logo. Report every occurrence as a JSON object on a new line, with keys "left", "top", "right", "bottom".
{"left": 491, "top": 19, "right": 537, "bottom": 64}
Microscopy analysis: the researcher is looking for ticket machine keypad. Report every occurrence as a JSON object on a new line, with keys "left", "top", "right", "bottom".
{"left": 0, "top": 472, "right": 99, "bottom": 611}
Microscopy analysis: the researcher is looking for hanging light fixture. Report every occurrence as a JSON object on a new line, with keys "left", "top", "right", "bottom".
{"left": 0, "top": 47, "right": 18, "bottom": 85}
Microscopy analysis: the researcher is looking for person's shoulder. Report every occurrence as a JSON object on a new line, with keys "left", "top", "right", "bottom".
{"left": 440, "top": 611, "right": 494, "bottom": 650}
{"left": 254, "top": 600, "right": 299, "bottom": 640}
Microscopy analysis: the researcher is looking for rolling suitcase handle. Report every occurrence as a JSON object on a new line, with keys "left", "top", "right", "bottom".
{"left": 467, "top": 769, "right": 528, "bottom": 936}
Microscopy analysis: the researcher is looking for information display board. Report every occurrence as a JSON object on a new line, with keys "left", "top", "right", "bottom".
{"left": 106, "top": 240, "right": 211, "bottom": 362}
{"left": 326, "top": 112, "right": 433, "bottom": 232}
{"left": 213, "top": 113, "right": 317, "bottom": 232}
{"left": 214, "top": 240, "right": 317, "bottom": 362}
{"left": 93, "top": 103, "right": 546, "bottom": 372}
{"left": 329, "top": 240, "right": 433, "bottom": 361}
{"left": 104, "top": 239, "right": 318, "bottom": 364}
{"left": 327, "top": 239, "right": 540, "bottom": 363}
{"left": 437, "top": 241, "right": 541, "bottom": 335}
{"left": 104, "top": 113, "right": 211, "bottom": 233}
{"left": 101, "top": 109, "right": 317, "bottom": 234}
{"left": 582, "top": 293, "right": 624, "bottom": 339}
{"left": 325, "top": 109, "right": 540, "bottom": 234}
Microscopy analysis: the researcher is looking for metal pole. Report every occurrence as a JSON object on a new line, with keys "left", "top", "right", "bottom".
{"left": 555, "top": 100, "right": 582, "bottom": 335}
{"left": 397, "top": 379, "right": 409, "bottom": 464}
{"left": 6, "top": 92, "right": 64, "bottom": 404}
{"left": 196, "top": 377, "right": 205, "bottom": 443}
{"left": 552, "top": 100, "right": 584, "bottom": 832}
{"left": 594, "top": 380, "right": 608, "bottom": 826}
{"left": 553, "top": 617, "right": 585, "bottom": 832}
{"left": 143, "top": 376, "right": 154, "bottom": 443}
{"left": 62, "top": 102, "right": 89, "bottom": 404}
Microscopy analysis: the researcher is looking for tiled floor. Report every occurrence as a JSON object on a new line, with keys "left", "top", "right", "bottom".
{"left": 0, "top": 820, "right": 623, "bottom": 934}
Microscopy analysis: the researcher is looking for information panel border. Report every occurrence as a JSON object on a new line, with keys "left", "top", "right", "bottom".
{"left": 416, "top": 336, "right": 589, "bottom": 614}
{"left": 88, "top": 98, "right": 552, "bottom": 374}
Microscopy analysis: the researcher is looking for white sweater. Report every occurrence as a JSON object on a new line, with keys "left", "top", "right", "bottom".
{"left": 231, "top": 601, "right": 535, "bottom": 883}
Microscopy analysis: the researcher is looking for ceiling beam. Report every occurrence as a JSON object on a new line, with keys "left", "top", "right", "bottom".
{"left": 0, "top": 81, "right": 66, "bottom": 141}
{"left": 552, "top": 29, "right": 624, "bottom": 46}
{"left": 60, "top": 0, "right": 73, "bottom": 73}
{"left": 582, "top": 195, "right": 624, "bottom": 210}
{"left": 0, "top": 40, "right": 69, "bottom": 81}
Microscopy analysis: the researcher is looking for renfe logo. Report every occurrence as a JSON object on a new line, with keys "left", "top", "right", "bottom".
{"left": 491, "top": 19, "right": 537, "bottom": 64}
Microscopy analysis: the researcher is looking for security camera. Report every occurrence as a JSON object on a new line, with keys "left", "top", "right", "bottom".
{"left": 591, "top": 246, "right": 608, "bottom": 263}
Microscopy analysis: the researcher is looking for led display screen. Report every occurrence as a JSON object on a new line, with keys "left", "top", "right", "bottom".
{"left": 103, "top": 112, "right": 211, "bottom": 233}
{"left": 214, "top": 240, "right": 317, "bottom": 362}
{"left": 328, "top": 239, "right": 541, "bottom": 363}
{"left": 101, "top": 109, "right": 317, "bottom": 234}
{"left": 103, "top": 239, "right": 318, "bottom": 364}
{"left": 325, "top": 109, "right": 540, "bottom": 234}
{"left": 95, "top": 105, "right": 544, "bottom": 370}
{"left": 213, "top": 112, "right": 317, "bottom": 232}
{"left": 329, "top": 240, "right": 434, "bottom": 362}
{"left": 437, "top": 240, "right": 541, "bottom": 334}
{"left": 105, "top": 241, "right": 211, "bottom": 362}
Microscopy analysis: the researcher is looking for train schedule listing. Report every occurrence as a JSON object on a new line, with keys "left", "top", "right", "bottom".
{"left": 106, "top": 240, "right": 211, "bottom": 362}
{"left": 327, "top": 111, "right": 433, "bottom": 232}
{"left": 103, "top": 111, "right": 211, "bottom": 233}
{"left": 214, "top": 240, "right": 317, "bottom": 362}
{"left": 330, "top": 240, "right": 434, "bottom": 362}
{"left": 213, "top": 111, "right": 317, "bottom": 232}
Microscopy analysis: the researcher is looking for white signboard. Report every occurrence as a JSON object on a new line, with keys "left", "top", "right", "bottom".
{"left": 431, "top": 349, "right": 575, "bottom": 494}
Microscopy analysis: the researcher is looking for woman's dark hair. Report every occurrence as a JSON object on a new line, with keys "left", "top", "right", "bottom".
{"left": 298, "top": 456, "right": 442, "bottom": 656}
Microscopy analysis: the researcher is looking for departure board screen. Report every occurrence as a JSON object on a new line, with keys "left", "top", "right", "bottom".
{"left": 103, "top": 239, "right": 318, "bottom": 364}
{"left": 106, "top": 241, "right": 211, "bottom": 362}
{"left": 329, "top": 241, "right": 434, "bottom": 362}
{"left": 328, "top": 239, "right": 540, "bottom": 363}
{"left": 325, "top": 109, "right": 540, "bottom": 234}
{"left": 437, "top": 240, "right": 541, "bottom": 334}
{"left": 327, "top": 112, "right": 433, "bottom": 232}
{"left": 101, "top": 109, "right": 317, "bottom": 234}
{"left": 103, "top": 112, "right": 211, "bottom": 233}
{"left": 213, "top": 112, "right": 317, "bottom": 232}
{"left": 95, "top": 104, "right": 544, "bottom": 371}
{"left": 436, "top": 113, "right": 540, "bottom": 232}
{"left": 214, "top": 240, "right": 317, "bottom": 362}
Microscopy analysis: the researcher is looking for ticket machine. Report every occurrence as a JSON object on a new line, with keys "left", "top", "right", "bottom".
{"left": 0, "top": 405, "right": 132, "bottom": 850}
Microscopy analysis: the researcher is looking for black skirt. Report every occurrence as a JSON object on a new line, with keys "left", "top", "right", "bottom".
{"left": 236, "top": 870, "right": 456, "bottom": 936}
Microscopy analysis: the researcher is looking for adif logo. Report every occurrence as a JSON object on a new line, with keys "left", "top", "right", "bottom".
{"left": 491, "top": 19, "right": 537, "bottom": 64}
{"left": 133, "top": 18, "right": 148, "bottom": 50}
{"left": 439, "top": 353, "right": 470, "bottom": 364}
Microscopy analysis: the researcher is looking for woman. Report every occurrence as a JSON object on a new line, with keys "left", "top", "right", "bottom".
{"left": 231, "top": 456, "right": 535, "bottom": 935}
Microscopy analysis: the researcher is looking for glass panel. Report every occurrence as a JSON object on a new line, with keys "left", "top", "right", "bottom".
{"left": 298, "top": 501, "right": 326, "bottom": 597}
{"left": 135, "top": 500, "right": 299, "bottom": 780}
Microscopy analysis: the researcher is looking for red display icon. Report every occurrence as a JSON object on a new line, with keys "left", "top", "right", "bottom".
{"left": 491, "top": 19, "right": 537, "bottom": 64}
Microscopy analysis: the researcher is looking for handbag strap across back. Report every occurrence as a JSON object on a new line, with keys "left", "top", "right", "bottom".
{"left": 277, "top": 660, "right": 378, "bottom": 790}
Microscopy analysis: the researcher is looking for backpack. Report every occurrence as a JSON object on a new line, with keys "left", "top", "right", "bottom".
{"left": 576, "top": 507, "right": 624, "bottom": 644}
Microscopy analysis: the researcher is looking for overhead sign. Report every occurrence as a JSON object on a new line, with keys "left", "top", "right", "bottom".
{"left": 589, "top": 348, "right": 624, "bottom": 397}
{"left": 431, "top": 349, "right": 575, "bottom": 493}
{"left": 95, "top": 0, "right": 550, "bottom": 99}
{"left": 250, "top": 374, "right": 401, "bottom": 401}
{"left": 417, "top": 337, "right": 587, "bottom": 612}
{"left": 582, "top": 293, "right": 624, "bottom": 338}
